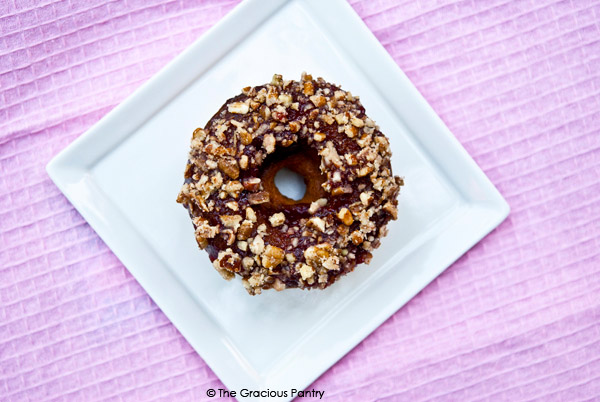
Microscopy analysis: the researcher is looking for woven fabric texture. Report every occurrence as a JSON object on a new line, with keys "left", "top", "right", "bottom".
{"left": 1, "top": 0, "right": 600, "bottom": 400}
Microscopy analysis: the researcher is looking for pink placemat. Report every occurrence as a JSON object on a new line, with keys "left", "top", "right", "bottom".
{"left": 1, "top": 0, "right": 599, "bottom": 401}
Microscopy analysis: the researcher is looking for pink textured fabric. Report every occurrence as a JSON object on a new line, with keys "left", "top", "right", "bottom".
{"left": 1, "top": 0, "right": 599, "bottom": 400}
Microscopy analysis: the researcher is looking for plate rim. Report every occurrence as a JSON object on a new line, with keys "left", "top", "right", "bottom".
{"left": 46, "top": 0, "right": 510, "bottom": 399}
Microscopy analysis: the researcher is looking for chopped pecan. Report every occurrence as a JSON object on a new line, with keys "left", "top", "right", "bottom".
{"left": 223, "top": 181, "right": 244, "bottom": 197}
{"left": 269, "top": 212, "right": 285, "bottom": 227}
{"left": 263, "top": 134, "right": 276, "bottom": 153}
{"left": 331, "top": 186, "right": 352, "bottom": 196}
{"left": 309, "top": 95, "right": 326, "bottom": 107}
{"left": 308, "top": 198, "right": 327, "bottom": 213}
{"left": 350, "top": 230, "right": 364, "bottom": 245}
{"left": 242, "top": 256, "right": 254, "bottom": 270}
{"left": 313, "top": 132, "right": 326, "bottom": 142}
{"left": 220, "top": 215, "right": 242, "bottom": 230}
{"left": 237, "top": 220, "right": 254, "bottom": 240}
{"left": 194, "top": 219, "right": 219, "bottom": 239}
{"left": 271, "top": 74, "right": 283, "bottom": 86}
{"left": 308, "top": 217, "right": 326, "bottom": 232}
{"left": 360, "top": 191, "right": 373, "bottom": 206}
{"left": 383, "top": 202, "right": 398, "bottom": 219}
{"left": 278, "top": 93, "right": 293, "bottom": 106}
{"left": 228, "top": 102, "right": 249, "bottom": 114}
{"left": 248, "top": 191, "right": 270, "bottom": 205}
{"left": 240, "top": 130, "right": 253, "bottom": 145}
{"left": 245, "top": 207, "right": 257, "bottom": 222}
{"left": 261, "top": 245, "right": 285, "bottom": 269}
{"left": 334, "top": 113, "right": 348, "bottom": 125}
{"left": 242, "top": 177, "right": 261, "bottom": 191}
{"left": 218, "top": 157, "right": 239, "bottom": 179}
{"left": 259, "top": 105, "right": 271, "bottom": 120}
{"left": 337, "top": 208, "right": 354, "bottom": 226}
{"left": 239, "top": 155, "right": 249, "bottom": 169}
{"left": 192, "top": 128, "right": 206, "bottom": 140}
{"left": 289, "top": 121, "right": 301, "bottom": 133}
{"left": 249, "top": 236, "right": 265, "bottom": 255}
{"left": 298, "top": 263, "right": 314, "bottom": 280}
{"left": 303, "top": 81, "right": 315, "bottom": 96}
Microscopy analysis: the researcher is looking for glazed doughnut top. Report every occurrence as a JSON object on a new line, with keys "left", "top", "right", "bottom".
{"left": 177, "top": 73, "right": 403, "bottom": 295}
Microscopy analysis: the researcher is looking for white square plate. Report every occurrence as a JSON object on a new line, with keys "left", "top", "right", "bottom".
{"left": 47, "top": 0, "right": 509, "bottom": 400}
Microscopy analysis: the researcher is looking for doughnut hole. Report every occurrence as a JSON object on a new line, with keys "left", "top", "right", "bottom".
{"left": 261, "top": 150, "right": 326, "bottom": 206}
{"left": 274, "top": 168, "right": 306, "bottom": 201}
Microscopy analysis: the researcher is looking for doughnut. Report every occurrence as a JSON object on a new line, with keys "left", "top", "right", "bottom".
{"left": 177, "top": 73, "right": 403, "bottom": 295}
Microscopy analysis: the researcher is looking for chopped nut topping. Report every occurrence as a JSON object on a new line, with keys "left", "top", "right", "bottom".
{"left": 242, "top": 177, "right": 261, "bottom": 191}
{"left": 228, "top": 102, "right": 249, "bottom": 114}
{"left": 269, "top": 212, "right": 285, "bottom": 227}
{"left": 271, "top": 74, "right": 283, "bottom": 86}
{"left": 320, "top": 141, "right": 343, "bottom": 168}
{"left": 192, "top": 128, "right": 207, "bottom": 140}
{"left": 249, "top": 236, "right": 265, "bottom": 255}
{"left": 320, "top": 114, "right": 335, "bottom": 125}
{"left": 308, "top": 216, "right": 326, "bottom": 232}
{"left": 223, "top": 181, "right": 244, "bottom": 197}
{"left": 225, "top": 201, "right": 239, "bottom": 211}
{"left": 383, "top": 202, "right": 398, "bottom": 219}
{"left": 303, "top": 81, "right": 315, "bottom": 95}
{"left": 239, "top": 155, "right": 249, "bottom": 169}
{"left": 231, "top": 120, "right": 245, "bottom": 129}
{"left": 259, "top": 105, "right": 271, "bottom": 120}
{"left": 322, "top": 257, "right": 340, "bottom": 271}
{"left": 309, "top": 95, "right": 326, "bottom": 107}
{"left": 298, "top": 263, "right": 314, "bottom": 280}
{"left": 351, "top": 116, "right": 364, "bottom": 127}
{"left": 248, "top": 191, "right": 270, "bottom": 205}
{"left": 242, "top": 256, "right": 255, "bottom": 269}
{"left": 263, "top": 134, "right": 276, "bottom": 153}
{"left": 194, "top": 219, "right": 219, "bottom": 239}
{"left": 357, "top": 165, "right": 374, "bottom": 177}
{"left": 247, "top": 273, "right": 265, "bottom": 289}
{"left": 313, "top": 132, "right": 326, "bottom": 142}
{"left": 218, "top": 157, "right": 240, "bottom": 179}
{"left": 331, "top": 186, "right": 352, "bottom": 196}
{"left": 308, "top": 198, "right": 327, "bottom": 214}
{"left": 262, "top": 245, "right": 285, "bottom": 269}
{"left": 344, "top": 125, "right": 358, "bottom": 138}
{"left": 279, "top": 93, "right": 293, "bottom": 106}
{"left": 337, "top": 208, "right": 354, "bottom": 226}
{"left": 220, "top": 215, "right": 242, "bottom": 231}
{"left": 245, "top": 207, "right": 257, "bottom": 222}
{"left": 334, "top": 113, "right": 348, "bottom": 125}
{"left": 240, "top": 130, "right": 253, "bottom": 145}
{"left": 289, "top": 121, "right": 301, "bottom": 133}
{"left": 272, "top": 105, "right": 287, "bottom": 122}
{"left": 337, "top": 224, "right": 349, "bottom": 236}
{"left": 345, "top": 153, "right": 358, "bottom": 166}
{"left": 237, "top": 220, "right": 254, "bottom": 240}
{"left": 273, "top": 279, "right": 286, "bottom": 291}
{"left": 360, "top": 191, "right": 373, "bottom": 206}
{"left": 350, "top": 230, "right": 364, "bottom": 245}
{"left": 304, "top": 243, "right": 339, "bottom": 271}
